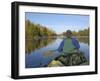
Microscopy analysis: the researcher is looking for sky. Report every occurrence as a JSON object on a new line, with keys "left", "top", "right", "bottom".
{"left": 25, "top": 12, "right": 89, "bottom": 34}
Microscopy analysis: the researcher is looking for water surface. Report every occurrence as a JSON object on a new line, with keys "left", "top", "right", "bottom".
{"left": 25, "top": 37, "right": 89, "bottom": 68}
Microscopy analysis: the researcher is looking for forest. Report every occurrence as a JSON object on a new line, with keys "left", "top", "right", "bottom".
{"left": 25, "top": 20, "right": 57, "bottom": 40}
{"left": 25, "top": 19, "right": 89, "bottom": 40}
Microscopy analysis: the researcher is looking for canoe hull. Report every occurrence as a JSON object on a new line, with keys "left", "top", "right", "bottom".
{"left": 48, "top": 52, "right": 88, "bottom": 67}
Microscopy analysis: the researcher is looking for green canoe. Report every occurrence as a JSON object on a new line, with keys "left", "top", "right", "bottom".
{"left": 48, "top": 52, "right": 88, "bottom": 67}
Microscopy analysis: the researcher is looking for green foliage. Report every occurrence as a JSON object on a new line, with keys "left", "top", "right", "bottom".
{"left": 25, "top": 19, "right": 89, "bottom": 53}
{"left": 25, "top": 20, "right": 56, "bottom": 40}
{"left": 25, "top": 20, "right": 57, "bottom": 53}
{"left": 72, "top": 28, "right": 89, "bottom": 37}
{"left": 62, "top": 28, "right": 89, "bottom": 37}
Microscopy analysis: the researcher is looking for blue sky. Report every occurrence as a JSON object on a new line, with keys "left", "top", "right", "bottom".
{"left": 25, "top": 12, "right": 89, "bottom": 34}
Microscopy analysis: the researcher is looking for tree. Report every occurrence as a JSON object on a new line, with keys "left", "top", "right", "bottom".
{"left": 25, "top": 20, "right": 57, "bottom": 39}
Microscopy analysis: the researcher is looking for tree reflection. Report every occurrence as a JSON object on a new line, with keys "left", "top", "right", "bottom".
{"left": 25, "top": 36, "right": 89, "bottom": 54}
{"left": 25, "top": 38, "right": 56, "bottom": 54}
{"left": 77, "top": 37, "right": 89, "bottom": 45}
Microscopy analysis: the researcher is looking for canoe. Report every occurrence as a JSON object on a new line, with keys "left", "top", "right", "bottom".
{"left": 48, "top": 51, "right": 88, "bottom": 67}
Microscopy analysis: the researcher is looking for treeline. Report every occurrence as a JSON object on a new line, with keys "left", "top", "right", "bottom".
{"left": 25, "top": 19, "right": 89, "bottom": 39}
{"left": 25, "top": 20, "right": 56, "bottom": 39}
{"left": 72, "top": 28, "right": 89, "bottom": 36}
{"left": 62, "top": 28, "right": 89, "bottom": 37}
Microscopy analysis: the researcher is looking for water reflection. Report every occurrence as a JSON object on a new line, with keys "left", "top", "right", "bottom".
{"left": 77, "top": 37, "right": 89, "bottom": 45}
{"left": 26, "top": 37, "right": 89, "bottom": 54}
{"left": 25, "top": 38, "right": 56, "bottom": 54}
{"left": 25, "top": 37, "right": 89, "bottom": 68}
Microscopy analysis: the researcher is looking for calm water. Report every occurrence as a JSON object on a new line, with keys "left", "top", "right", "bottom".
{"left": 25, "top": 37, "right": 89, "bottom": 68}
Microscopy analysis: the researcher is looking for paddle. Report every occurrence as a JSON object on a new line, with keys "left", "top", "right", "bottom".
{"left": 43, "top": 50, "right": 55, "bottom": 57}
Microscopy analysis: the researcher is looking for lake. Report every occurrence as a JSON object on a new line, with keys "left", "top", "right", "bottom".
{"left": 25, "top": 37, "right": 89, "bottom": 68}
